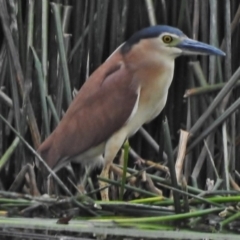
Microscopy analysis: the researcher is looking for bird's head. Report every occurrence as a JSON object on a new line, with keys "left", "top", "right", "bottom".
{"left": 121, "top": 25, "right": 225, "bottom": 59}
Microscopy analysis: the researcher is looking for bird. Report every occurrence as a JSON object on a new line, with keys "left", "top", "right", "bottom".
{"left": 37, "top": 25, "right": 225, "bottom": 200}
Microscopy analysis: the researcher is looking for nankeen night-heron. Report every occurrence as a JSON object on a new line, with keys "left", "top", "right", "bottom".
{"left": 37, "top": 25, "right": 225, "bottom": 200}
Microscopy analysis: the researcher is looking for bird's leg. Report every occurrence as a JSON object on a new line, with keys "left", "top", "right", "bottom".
{"left": 99, "top": 131, "right": 127, "bottom": 201}
{"left": 99, "top": 163, "right": 112, "bottom": 201}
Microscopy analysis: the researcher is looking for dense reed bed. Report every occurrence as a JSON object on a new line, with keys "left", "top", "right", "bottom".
{"left": 0, "top": 0, "right": 240, "bottom": 239}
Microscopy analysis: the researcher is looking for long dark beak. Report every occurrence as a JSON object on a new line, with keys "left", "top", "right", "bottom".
{"left": 177, "top": 38, "right": 225, "bottom": 56}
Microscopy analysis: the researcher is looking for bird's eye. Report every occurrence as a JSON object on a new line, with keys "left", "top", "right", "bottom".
{"left": 162, "top": 35, "right": 173, "bottom": 43}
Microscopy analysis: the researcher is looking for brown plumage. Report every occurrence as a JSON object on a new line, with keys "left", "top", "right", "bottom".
{"left": 38, "top": 50, "right": 138, "bottom": 170}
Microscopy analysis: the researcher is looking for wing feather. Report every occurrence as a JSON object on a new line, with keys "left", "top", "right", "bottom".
{"left": 38, "top": 51, "right": 139, "bottom": 168}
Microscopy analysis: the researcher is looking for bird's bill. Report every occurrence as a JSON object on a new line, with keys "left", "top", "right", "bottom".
{"left": 177, "top": 38, "right": 225, "bottom": 56}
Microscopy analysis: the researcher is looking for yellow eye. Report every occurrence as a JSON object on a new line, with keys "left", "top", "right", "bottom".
{"left": 162, "top": 35, "right": 173, "bottom": 43}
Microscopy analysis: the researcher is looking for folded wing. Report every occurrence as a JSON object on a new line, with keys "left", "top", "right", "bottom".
{"left": 37, "top": 52, "right": 139, "bottom": 169}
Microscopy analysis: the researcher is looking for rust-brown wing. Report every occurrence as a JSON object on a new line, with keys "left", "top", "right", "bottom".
{"left": 38, "top": 53, "right": 139, "bottom": 169}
